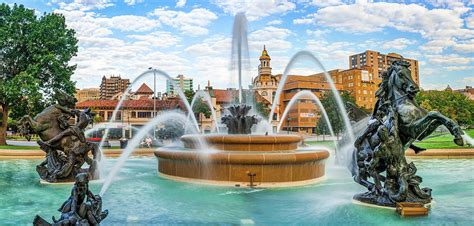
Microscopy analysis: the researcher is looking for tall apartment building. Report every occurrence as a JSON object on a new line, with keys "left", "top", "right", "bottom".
{"left": 166, "top": 74, "right": 193, "bottom": 95}
{"left": 99, "top": 76, "right": 131, "bottom": 100}
{"left": 75, "top": 88, "right": 100, "bottom": 103}
{"left": 349, "top": 50, "right": 419, "bottom": 85}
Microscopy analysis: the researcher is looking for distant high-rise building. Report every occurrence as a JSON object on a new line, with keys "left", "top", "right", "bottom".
{"left": 99, "top": 75, "right": 130, "bottom": 100}
{"left": 349, "top": 50, "right": 419, "bottom": 85}
{"left": 75, "top": 88, "right": 100, "bottom": 103}
{"left": 166, "top": 75, "right": 193, "bottom": 95}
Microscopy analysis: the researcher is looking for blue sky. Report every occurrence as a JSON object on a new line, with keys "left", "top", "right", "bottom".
{"left": 5, "top": 0, "right": 474, "bottom": 92}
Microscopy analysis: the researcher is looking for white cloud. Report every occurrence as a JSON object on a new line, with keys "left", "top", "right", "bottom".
{"left": 305, "top": 0, "right": 343, "bottom": 7}
{"left": 249, "top": 26, "right": 294, "bottom": 52}
{"left": 55, "top": 0, "right": 114, "bottom": 11}
{"left": 306, "top": 29, "right": 330, "bottom": 38}
{"left": 176, "top": 0, "right": 186, "bottom": 8}
{"left": 97, "top": 15, "right": 160, "bottom": 32}
{"left": 124, "top": 0, "right": 144, "bottom": 6}
{"left": 56, "top": 10, "right": 160, "bottom": 35}
{"left": 459, "top": 77, "right": 474, "bottom": 85}
{"left": 426, "top": 54, "right": 473, "bottom": 65}
{"left": 295, "top": 2, "right": 473, "bottom": 39}
{"left": 150, "top": 7, "right": 218, "bottom": 36}
{"left": 446, "top": 65, "right": 474, "bottom": 71}
{"left": 213, "top": 0, "right": 295, "bottom": 21}
{"left": 267, "top": 19, "right": 282, "bottom": 25}
{"left": 128, "top": 31, "right": 181, "bottom": 48}
{"left": 381, "top": 38, "right": 416, "bottom": 50}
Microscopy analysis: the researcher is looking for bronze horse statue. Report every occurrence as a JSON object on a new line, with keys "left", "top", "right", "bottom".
{"left": 18, "top": 91, "right": 99, "bottom": 182}
{"left": 375, "top": 60, "right": 464, "bottom": 151}
{"left": 352, "top": 60, "right": 465, "bottom": 207}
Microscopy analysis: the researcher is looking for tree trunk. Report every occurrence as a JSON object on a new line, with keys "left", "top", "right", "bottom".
{"left": 0, "top": 103, "right": 8, "bottom": 145}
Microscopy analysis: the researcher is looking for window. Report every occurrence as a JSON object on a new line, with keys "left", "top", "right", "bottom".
{"left": 131, "top": 111, "right": 136, "bottom": 118}
{"left": 261, "top": 91, "right": 268, "bottom": 96}
{"left": 363, "top": 90, "right": 367, "bottom": 94}
{"left": 138, "top": 112, "right": 152, "bottom": 118}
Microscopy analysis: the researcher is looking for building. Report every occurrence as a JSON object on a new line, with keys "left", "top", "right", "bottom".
{"left": 349, "top": 50, "right": 419, "bottom": 85}
{"left": 166, "top": 75, "right": 193, "bottom": 95}
{"left": 278, "top": 71, "right": 344, "bottom": 133}
{"left": 133, "top": 83, "right": 155, "bottom": 100}
{"left": 100, "top": 75, "right": 131, "bottom": 100}
{"left": 252, "top": 47, "right": 413, "bottom": 134}
{"left": 75, "top": 88, "right": 100, "bottom": 103}
{"left": 253, "top": 45, "right": 280, "bottom": 105}
{"left": 76, "top": 98, "right": 184, "bottom": 138}
{"left": 339, "top": 68, "right": 378, "bottom": 110}
{"left": 455, "top": 86, "right": 474, "bottom": 100}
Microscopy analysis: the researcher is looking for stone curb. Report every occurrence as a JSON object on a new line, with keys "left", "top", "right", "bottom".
{"left": 0, "top": 149, "right": 155, "bottom": 159}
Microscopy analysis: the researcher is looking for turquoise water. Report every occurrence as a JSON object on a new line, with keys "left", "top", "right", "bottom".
{"left": 0, "top": 157, "right": 473, "bottom": 225}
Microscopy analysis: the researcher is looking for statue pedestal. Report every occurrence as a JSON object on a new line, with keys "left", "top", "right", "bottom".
{"left": 353, "top": 191, "right": 432, "bottom": 208}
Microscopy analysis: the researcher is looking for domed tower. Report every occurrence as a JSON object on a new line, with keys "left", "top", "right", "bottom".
{"left": 259, "top": 45, "right": 272, "bottom": 76}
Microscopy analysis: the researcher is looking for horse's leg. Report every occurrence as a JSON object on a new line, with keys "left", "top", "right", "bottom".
{"left": 407, "top": 111, "right": 464, "bottom": 146}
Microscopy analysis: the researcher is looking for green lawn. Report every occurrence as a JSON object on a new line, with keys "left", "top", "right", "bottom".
{"left": 413, "top": 129, "right": 474, "bottom": 149}
{"left": 0, "top": 145, "right": 40, "bottom": 150}
{"left": 304, "top": 129, "right": 473, "bottom": 150}
{"left": 304, "top": 140, "right": 336, "bottom": 148}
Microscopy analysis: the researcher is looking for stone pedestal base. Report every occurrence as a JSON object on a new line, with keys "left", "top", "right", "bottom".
{"left": 353, "top": 191, "right": 432, "bottom": 208}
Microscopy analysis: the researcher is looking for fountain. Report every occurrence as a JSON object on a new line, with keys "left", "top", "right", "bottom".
{"left": 154, "top": 104, "right": 329, "bottom": 187}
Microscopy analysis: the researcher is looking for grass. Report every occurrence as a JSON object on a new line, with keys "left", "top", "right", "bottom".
{"left": 413, "top": 129, "right": 473, "bottom": 149}
{"left": 0, "top": 145, "right": 40, "bottom": 150}
{"left": 304, "top": 129, "right": 473, "bottom": 150}
{"left": 304, "top": 140, "right": 336, "bottom": 148}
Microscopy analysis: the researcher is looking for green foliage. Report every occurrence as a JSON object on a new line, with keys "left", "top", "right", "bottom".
{"left": 193, "top": 98, "right": 211, "bottom": 118}
{"left": 0, "top": 3, "right": 78, "bottom": 119}
{"left": 416, "top": 90, "right": 474, "bottom": 127}
{"left": 184, "top": 90, "right": 195, "bottom": 104}
{"left": 315, "top": 91, "right": 358, "bottom": 136}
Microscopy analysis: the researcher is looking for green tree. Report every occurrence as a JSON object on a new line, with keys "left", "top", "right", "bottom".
{"left": 193, "top": 97, "right": 212, "bottom": 131}
{"left": 184, "top": 89, "right": 195, "bottom": 104}
{"left": 315, "top": 91, "right": 358, "bottom": 138}
{"left": 0, "top": 3, "right": 78, "bottom": 144}
{"left": 416, "top": 90, "right": 474, "bottom": 127}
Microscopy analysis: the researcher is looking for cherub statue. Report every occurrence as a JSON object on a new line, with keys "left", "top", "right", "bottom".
{"left": 33, "top": 173, "right": 108, "bottom": 226}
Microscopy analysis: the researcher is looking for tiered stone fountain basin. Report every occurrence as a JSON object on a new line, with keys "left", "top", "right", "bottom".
{"left": 154, "top": 134, "right": 330, "bottom": 187}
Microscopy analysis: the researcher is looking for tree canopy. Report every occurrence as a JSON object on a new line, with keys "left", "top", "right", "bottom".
{"left": 315, "top": 91, "right": 358, "bottom": 136}
{"left": 0, "top": 3, "right": 78, "bottom": 144}
{"left": 416, "top": 90, "right": 474, "bottom": 127}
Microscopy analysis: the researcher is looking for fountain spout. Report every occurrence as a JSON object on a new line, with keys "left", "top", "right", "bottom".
{"left": 221, "top": 105, "right": 259, "bottom": 134}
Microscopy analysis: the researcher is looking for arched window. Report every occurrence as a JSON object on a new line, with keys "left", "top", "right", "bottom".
{"left": 261, "top": 91, "right": 268, "bottom": 96}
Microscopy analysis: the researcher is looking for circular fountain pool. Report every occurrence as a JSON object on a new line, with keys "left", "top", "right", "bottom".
{"left": 0, "top": 157, "right": 473, "bottom": 224}
{"left": 155, "top": 134, "right": 330, "bottom": 187}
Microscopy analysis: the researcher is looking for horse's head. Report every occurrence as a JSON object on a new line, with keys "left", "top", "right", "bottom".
{"left": 55, "top": 90, "right": 77, "bottom": 108}
{"left": 387, "top": 60, "right": 419, "bottom": 100}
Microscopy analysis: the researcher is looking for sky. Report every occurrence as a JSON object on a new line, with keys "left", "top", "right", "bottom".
{"left": 5, "top": 0, "right": 474, "bottom": 92}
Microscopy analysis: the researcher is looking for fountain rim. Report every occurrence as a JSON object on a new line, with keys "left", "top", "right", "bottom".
{"left": 181, "top": 134, "right": 302, "bottom": 144}
{"left": 154, "top": 149, "right": 330, "bottom": 164}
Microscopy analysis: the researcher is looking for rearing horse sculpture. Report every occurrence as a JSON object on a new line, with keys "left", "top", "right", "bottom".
{"left": 18, "top": 91, "right": 99, "bottom": 182}
{"left": 352, "top": 60, "right": 465, "bottom": 207}
{"left": 376, "top": 60, "right": 464, "bottom": 150}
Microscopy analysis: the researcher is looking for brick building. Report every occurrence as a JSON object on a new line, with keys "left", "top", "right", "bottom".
{"left": 100, "top": 75, "right": 131, "bottom": 100}
{"left": 75, "top": 88, "right": 100, "bottom": 103}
